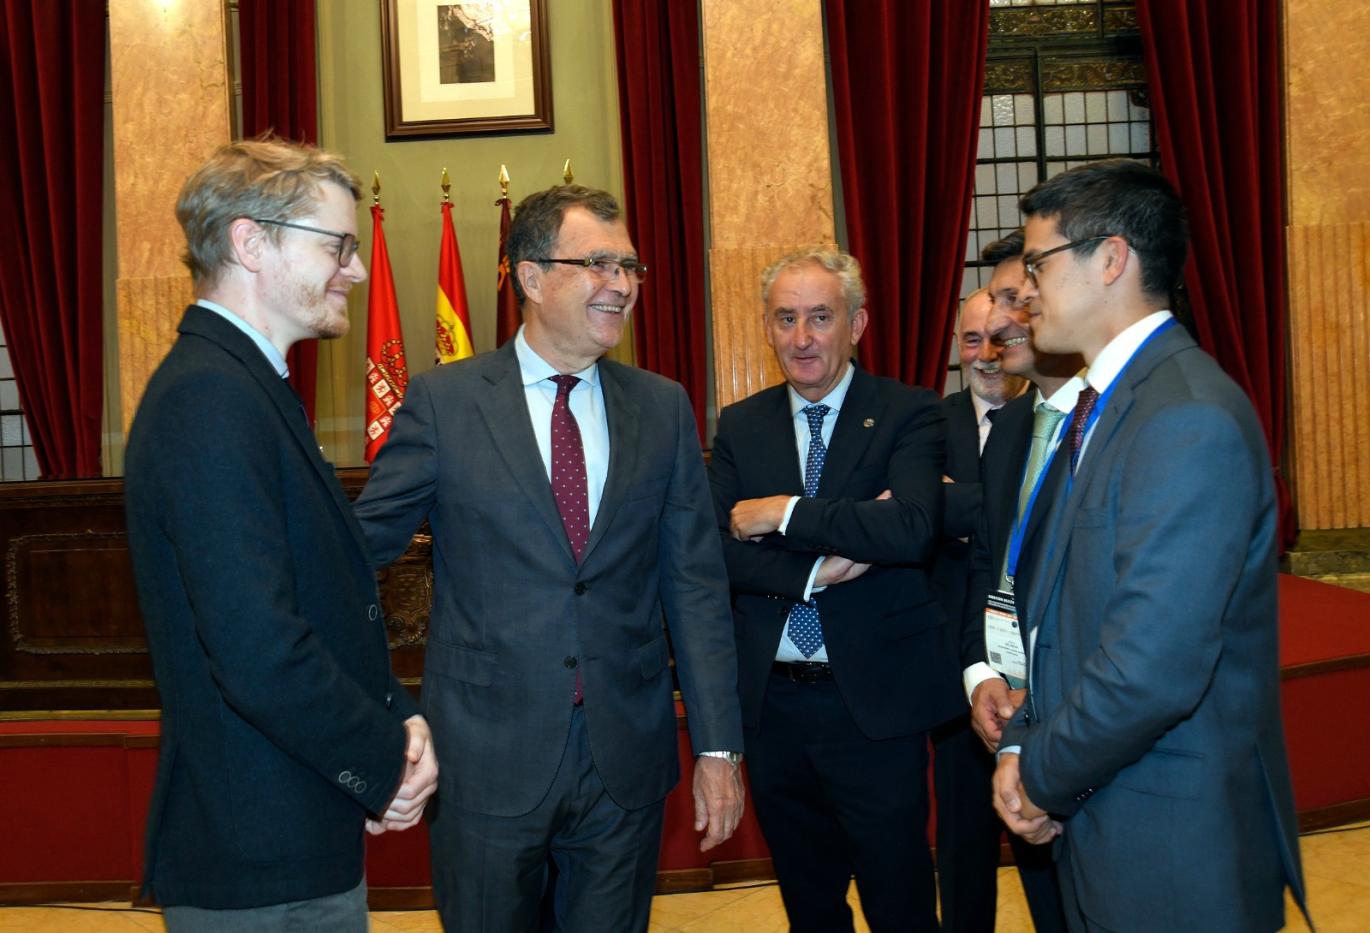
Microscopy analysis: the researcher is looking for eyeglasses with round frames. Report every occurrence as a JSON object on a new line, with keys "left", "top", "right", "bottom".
{"left": 1022, "top": 235, "right": 1113, "bottom": 285}
{"left": 533, "top": 257, "right": 648, "bottom": 283}
{"left": 253, "top": 218, "right": 360, "bottom": 268}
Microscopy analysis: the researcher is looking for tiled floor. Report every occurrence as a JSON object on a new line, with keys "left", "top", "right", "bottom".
{"left": 1, "top": 821, "right": 1363, "bottom": 931}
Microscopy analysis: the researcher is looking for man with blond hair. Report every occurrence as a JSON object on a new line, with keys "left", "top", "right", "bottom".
{"left": 125, "top": 137, "right": 436, "bottom": 931}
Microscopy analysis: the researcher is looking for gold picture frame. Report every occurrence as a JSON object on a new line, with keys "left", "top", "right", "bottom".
{"left": 380, "top": 0, "right": 553, "bottom": 139}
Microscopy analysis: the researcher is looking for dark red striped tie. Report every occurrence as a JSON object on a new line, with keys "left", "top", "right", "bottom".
{"left": 550, "top": 375, "right": 588, "bottom": 702}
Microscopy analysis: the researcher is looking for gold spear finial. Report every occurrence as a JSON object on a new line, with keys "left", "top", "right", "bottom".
{"left": 441, "top": 167, "right": 452, "bottom": 202}
{"left": 371, "top": 171, "right": 382, "bottom": 206}
{"left": 499, "top": 163, "right": 510, "bottom": 197}
{"left": 562, "top": 159, "right": 574, "bottom": 185}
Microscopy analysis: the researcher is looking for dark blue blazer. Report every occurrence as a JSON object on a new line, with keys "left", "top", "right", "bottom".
{"left": 709, "top": 365, "right": 962, "bottom": 739}
{"left": 1002, "top": 325, "right": 1306, "bottom": 931}
{"left": 125, "top": 306, "right": 418, "bottom": 908}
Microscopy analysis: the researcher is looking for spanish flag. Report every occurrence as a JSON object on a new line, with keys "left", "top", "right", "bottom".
{"left": 364, "top": 204, "right": 408, "bottom": 463}
{"left": 435, "top": 201, "right": 475, "bottom": 365}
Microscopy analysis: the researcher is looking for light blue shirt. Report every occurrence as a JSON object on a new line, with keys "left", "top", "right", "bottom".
{"left": 514, "top": 327, "right": 610, "bottom": 527}
{"left": 195, "top": 299, "right": 289, "bottom": 378}
{"left": 773, "top": 362, "right": 856, "bottom": 663}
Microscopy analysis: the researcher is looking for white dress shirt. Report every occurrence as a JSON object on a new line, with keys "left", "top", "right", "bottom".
{"left": 514, "top": 326, "right": 610, "bottom": 526}
{"left": 963, "top": 374, "right": 1086, "bottom": 703}
{"left": 771, "top": 362, "right": 857, "bottom": 663}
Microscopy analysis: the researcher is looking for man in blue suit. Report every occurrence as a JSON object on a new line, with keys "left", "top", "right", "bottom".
{"left": 993, "top": 159, "right": 1307, "bottom": 932}
{"left": 125, "top": 139, "right": 437, "bottom": 931}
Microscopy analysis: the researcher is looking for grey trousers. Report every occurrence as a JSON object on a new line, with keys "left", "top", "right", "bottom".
{"left": 162, "top": 878, "right": 368, "bottom": 932}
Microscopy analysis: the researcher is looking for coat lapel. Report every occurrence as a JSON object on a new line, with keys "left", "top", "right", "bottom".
{"left": 1021, "top": 324, "right": 1195, "bottom": 634}
{"left": 817, "top": 364, "right": 880, "bottom": 496}
{"left": 580, "top": 360, "right": 641, "bottom": 565}
{"left": 471, "top": 343, "right": 577, "bottom": 566}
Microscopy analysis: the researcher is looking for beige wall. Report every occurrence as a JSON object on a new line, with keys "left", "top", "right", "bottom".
{"left": 1283, "top": 0, "right": 1370, "bottom": 529}
{"left": 312, "top": 0, "right": 628, "bottom": 466}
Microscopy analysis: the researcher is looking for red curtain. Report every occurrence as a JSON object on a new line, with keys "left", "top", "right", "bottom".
{"left": 826, "top": 1, "right": 989, "bottom": 391}
{"left": 611, "top": 0, "right": 709, "bottom": 441}
{"left": 239, "top": 0, "right": 321, "bottom": 424}
{"left": 0, "top": 0, "right": 105, "bottom": 478}
{"left": 1136, "top": 0, "right": 1294, "bottom": 548}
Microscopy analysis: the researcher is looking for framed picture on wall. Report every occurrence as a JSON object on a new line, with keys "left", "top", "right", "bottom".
{"left": 380, "top": 0, "right": 553, "bottom": 139}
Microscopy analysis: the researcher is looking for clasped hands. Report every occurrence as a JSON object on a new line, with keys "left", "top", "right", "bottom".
{"left": 366, "top": 714, "right": 440, "bottom": 835}
{"left": 992, "top": 752, "right": 1061, "bottom": 845}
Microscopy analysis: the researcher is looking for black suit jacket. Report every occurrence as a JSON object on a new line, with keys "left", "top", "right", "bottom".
{"left": 125, "top": 306, "right": 417, "bottom": 909}
{"left": 961, "top": 392, "right": 1035, "bottom": 668}
{"left": 709, "top": 366, "right": 962, "bottom": 739}
{"left": 930, "top": 388, "right": 985, "bottom": 633}
{"left": 355, "top": 342, "right": 743, "bottom": 816}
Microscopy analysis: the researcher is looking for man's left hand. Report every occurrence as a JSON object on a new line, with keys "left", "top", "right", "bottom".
{"left": 693, "top": 755, "right": 745, "bottom": 852}
{"left": 992, "top": 752, "right": 1060, "bottom": 845}
{"left": 729, "top": 496, "right": 793, "bottom": 540}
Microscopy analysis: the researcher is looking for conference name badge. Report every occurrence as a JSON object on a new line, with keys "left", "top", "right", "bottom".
{"left": 984, "top": 590, "right": 1027, "bottom": 684}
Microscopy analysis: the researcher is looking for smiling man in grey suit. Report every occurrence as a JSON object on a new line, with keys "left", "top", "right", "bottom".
{"left": 355, "top": 185, "right": 745, "bottom": 932}
{"left": 992, "top": 160, "right": 1307, "bottom": 932}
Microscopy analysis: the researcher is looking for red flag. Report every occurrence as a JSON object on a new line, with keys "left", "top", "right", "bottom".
{"left": 435, "top": 201, "right": 475, "bottom": 364}
{"left": 495, "top": 195, "right": 521, "bottom": 346}
{"left": 364, "top": 204, "right": 409, "bottom": 463}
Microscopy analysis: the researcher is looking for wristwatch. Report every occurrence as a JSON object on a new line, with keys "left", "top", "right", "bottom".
{"left": 698, "top": 750, "right": 743, "bottom": 767}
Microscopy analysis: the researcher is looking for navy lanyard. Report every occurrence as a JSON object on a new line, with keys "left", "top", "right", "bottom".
{"left": 1004, "top": 316, "right": 1178, "bottom": 582}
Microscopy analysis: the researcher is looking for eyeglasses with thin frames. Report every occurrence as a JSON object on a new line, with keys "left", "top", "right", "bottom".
{"left": 1022, "top": 235, "right": 1112, "bottom": 285}
{"left": 253, "top": 218, "right": 360, "bottom": 268}
{"left": 533, "top": 257, "right": 648, "bottom": 283}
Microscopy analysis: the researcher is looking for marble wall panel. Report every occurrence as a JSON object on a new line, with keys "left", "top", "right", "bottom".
{"left": 701, "top": 0, "right": 835, "bottom": 409}
{"left": 1287, "top": 223, "right": 1370, "bottom": 530}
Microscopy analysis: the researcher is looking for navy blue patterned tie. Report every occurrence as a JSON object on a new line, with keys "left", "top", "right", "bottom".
{"left": 787, "top": 404, "right": 829, "bottom": 658}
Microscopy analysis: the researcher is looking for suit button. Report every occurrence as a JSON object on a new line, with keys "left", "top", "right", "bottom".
{"left": 385, "top": 692, "right": 393, "bottom": 709}
{"left": 356, "top": 780, "right": 367, "bottom": 793}
{"left": 564, "top": 656, "right": 578, "bottom": 669}
{"left": 574, "top": 582, "right": 587, "bottom": 595}
{"left": 368, "top": 604, "right": 379, "bottom": 621}
{"left": 338, "top": 770, "right": 352, "bottom": 783}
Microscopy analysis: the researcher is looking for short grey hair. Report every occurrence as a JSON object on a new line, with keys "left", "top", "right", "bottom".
{"left": 760, "top": 249, "right": 866, "bottom": 316}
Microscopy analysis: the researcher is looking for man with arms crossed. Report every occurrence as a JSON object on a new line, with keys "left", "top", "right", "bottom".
{"left": 993, "top": 160, "right": 1307, "bottom": 932}
{"left": 711, "top": 249, "right": 959, "bottom": 932}
{"left": 356, "top": 185, "right": 744, "bottom": 932}
{"left": 125, "top": 138, "right": 437, "bottom": 931}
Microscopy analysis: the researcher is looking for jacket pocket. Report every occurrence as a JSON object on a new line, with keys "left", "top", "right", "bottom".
{"left": 425, "top": 638, "right": 496, "bottom": 686}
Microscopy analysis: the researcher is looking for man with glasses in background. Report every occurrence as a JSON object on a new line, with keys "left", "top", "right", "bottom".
{"left": 357, "top": 185, "right": 745, "bottom": 932}
{"left": 125, "top": 137, "right": 438, "bottom": 931}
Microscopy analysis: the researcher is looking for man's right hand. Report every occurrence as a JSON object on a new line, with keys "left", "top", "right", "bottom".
{"left": 367, "top": 715, "right": 439, "bottom": 835}
{"left": 969, "top": 678, "right": 1025, "bottom": 753}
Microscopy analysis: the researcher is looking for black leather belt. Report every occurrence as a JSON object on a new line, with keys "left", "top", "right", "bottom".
{"left": 772, "top": 661, "right": 835, "bottom": 684}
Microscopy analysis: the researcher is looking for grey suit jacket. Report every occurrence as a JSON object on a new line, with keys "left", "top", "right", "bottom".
{"left": 355, "top": 342, "right": 743, "bottom": 817}
{"left": 1002, "top": 324, "right": 1306, "bottom": 931}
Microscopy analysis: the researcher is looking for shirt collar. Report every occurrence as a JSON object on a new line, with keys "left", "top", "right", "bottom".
{"left": 1086, "top": 310, "right": 1173, "bottom": 395}
{"left": 787, "top": 361, "right": 856, "bottom": 418}
{"left": 1035, "top": 372, "right": 1088, "bottom": 414}
{"left": 196, "top": 299, "right": 289, "bottom": 378}
{"left": 514, "top": 325, "right": 600, "bottom": 389}
{"left": 969, "top": 388, "right": 1000, "bottom": 426}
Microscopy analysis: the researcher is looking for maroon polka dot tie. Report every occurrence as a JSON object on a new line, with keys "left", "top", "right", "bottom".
{"left": 550, "top": 375, "right": 588, "bottom": 704}
{"left": 550, "top": 375, "right": 590, "bottom": 562}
